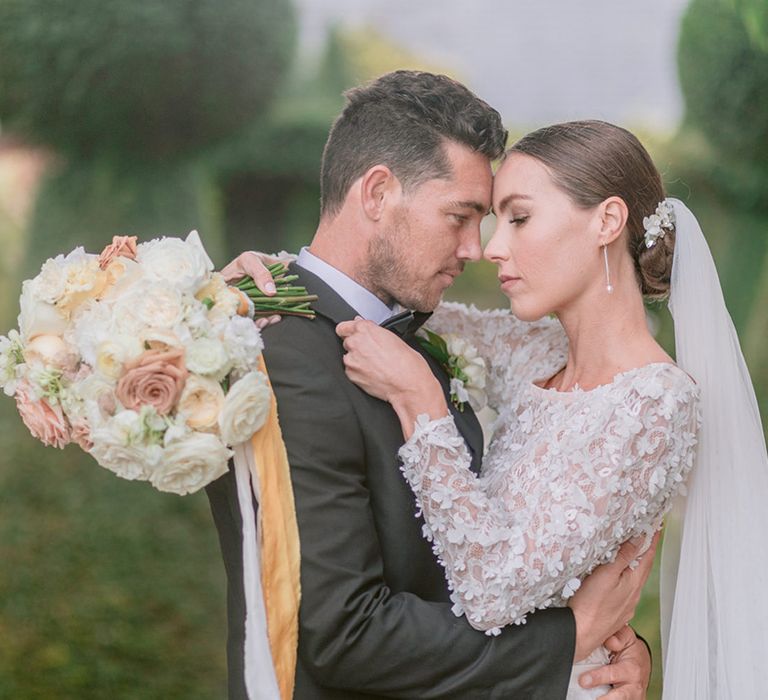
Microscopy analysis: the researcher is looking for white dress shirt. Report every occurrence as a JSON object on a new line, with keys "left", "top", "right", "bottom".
{"left": 295, "top": 247, "right": 397, "bottom": 323}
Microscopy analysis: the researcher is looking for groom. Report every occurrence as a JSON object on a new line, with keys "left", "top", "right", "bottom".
{"left": 208, "top": 70, "right": 653, "bottom": 699}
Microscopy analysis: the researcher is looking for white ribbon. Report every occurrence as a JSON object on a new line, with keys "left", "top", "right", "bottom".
{"left": 233, "top": 443, "right": 281, "bottom": 700}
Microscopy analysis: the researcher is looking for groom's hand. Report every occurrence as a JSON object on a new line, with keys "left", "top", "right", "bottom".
{"left": 579, "top": 625, "right": 651, "bottom": 699}
{"left": 569, "top": 532, "right": 659, "bottom": 663}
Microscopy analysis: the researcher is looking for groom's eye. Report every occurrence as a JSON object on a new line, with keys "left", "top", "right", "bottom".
{"left": 450, "top": 213, "right": 469, "bottom": 224}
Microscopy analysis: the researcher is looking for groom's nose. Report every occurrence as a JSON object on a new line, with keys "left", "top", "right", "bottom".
{"left": 456, "top": 229, "right": 483, "bottom": 262}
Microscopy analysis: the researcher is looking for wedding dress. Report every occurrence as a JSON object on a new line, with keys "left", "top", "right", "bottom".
{"left": 399, "top": 302, "right": 700, "bottom": 699}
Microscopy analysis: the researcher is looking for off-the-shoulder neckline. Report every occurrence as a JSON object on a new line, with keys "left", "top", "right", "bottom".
{"left": 530, "top": 361, "right": 695, "bottom": 397}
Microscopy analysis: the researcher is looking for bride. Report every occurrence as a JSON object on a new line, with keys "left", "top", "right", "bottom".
{"left": 244, "top": 120, "right": 768, "bottom": 698}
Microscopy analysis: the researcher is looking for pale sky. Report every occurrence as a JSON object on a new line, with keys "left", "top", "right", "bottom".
{"left": 294, "top": 0, "right": 691, "bottom": 131}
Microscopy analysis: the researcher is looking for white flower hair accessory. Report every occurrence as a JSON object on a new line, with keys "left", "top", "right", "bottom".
{"left": 643, "top": 199, "right": 676, "bottom": 248}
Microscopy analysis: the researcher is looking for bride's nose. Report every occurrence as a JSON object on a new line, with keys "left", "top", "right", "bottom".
{"left": 483, "top": 226, "right": 509, "bottom": 264}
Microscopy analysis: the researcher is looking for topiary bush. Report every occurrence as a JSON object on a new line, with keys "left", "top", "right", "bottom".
{"left": 23, "top": 159, "right": 227, "bottom": 277}
{"left": 678, "top": 0, "right": 768, "bottom": 167}
{"left": 0, "top": 0, "right": 296, "bottom": 162}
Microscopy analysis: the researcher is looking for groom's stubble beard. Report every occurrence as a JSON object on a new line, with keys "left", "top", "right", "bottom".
{"left": 362, "top": 207, "right": 445, "bottom": 313}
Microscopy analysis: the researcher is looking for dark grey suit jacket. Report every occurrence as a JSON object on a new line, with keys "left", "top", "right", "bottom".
{"left": 206, "top": 265, "right": 576, "bottom": 699}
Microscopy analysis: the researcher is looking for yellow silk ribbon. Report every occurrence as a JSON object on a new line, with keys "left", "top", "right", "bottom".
{"left": 250, "top": 355, "right": 301, "bottom": 700}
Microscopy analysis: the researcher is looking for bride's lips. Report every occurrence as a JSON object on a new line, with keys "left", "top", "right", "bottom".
{"left": 499, "top": 274, "right": 521, "bottom": 290}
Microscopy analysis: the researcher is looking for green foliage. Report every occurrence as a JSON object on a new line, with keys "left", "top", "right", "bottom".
{"left": 23, "top": 159, "right": 227, "bottom": 279}
{"left": 0, "top": 401, "right": 227, "bottom": 698}
{"left": 678, "top": 0, "right": 768, "bottom": 175}
{"left": 726, "top": 0, "right": 768, "bottom": 49}
{"left": 0, "top": 0, "right": 297, "bottom": 162}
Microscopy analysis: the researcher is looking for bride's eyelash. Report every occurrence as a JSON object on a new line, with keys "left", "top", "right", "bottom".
{"left": 510, "top": 216, "right": 529, "bottom": 225}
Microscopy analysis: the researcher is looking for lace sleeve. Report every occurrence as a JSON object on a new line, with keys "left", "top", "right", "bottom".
{"left": 428, "top": 301, "right": 568, "bottom": 409}
{"left": 397, "top": 365, "right": 700, "bottom": 634}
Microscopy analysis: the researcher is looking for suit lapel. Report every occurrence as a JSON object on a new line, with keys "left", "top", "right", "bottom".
{"left": 291, "top": 263, "right": 485, "bottom": 472}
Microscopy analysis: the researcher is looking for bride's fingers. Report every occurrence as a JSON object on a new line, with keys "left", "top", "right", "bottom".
{"left": 221, "top": 251, "right": 276, "bottom": 294}
{"left": 336, "top": 317, "right": 368, "bottom": 339}
{"left": 255, "top": 315, "right": 281, "bottom": 329}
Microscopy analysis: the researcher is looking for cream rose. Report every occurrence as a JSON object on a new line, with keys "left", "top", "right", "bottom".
{"left": 136, "top": 231, "right": 213, "bottom": 294}
{"left": 185, "top": 337, "right": 230, "bottom": 378}
{"left": 18, "top": 280, "right": 69, "bottom": 341}
{"left": 177, "top": 375, "right": 225, "bottom": 432}
{"left": 94, "top": 338, "right": 137, "bottom": 379}
{"left": 24, "top": 334, "right": 70, "bottom": 369}
{"left": 149, "top": 432, "right": 231, "bottom": 495}
{"left": 219, "top": 370, "right": 271, "bottom": 445}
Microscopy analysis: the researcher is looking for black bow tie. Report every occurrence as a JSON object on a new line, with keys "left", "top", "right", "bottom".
{"left": 379, "top": 310, "right": 432, "bottom": 337}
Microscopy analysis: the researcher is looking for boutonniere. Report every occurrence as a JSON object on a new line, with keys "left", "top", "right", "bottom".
{"left": 416, "top": 329, "right": 487, "bottom": 412}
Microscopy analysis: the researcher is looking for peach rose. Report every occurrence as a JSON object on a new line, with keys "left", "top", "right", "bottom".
{"left": 115, "top": 348, "right": 188, "bottom": 415}
{"left": 99, "top": 235, "right": 138, "bottom": 271}
{"left": 15, "top": 381, "right": 71, "bottom": 449}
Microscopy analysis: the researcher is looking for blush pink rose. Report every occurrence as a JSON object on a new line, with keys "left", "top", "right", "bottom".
{"left": 70, "top": 419, "right": 94, "bottom": 451}
{"left": 15, "top": 381, "right": 71, "bottom": 449}
{"left": 115, "top": 348, "right": 188, "bottom": 415}
{"left": 98, "top": 235, "right": 138, "bottom": 270}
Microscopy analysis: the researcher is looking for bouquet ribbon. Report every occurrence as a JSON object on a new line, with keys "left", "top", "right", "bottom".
{"left": 233, "top": 354, "right": 300, "bottom": 700}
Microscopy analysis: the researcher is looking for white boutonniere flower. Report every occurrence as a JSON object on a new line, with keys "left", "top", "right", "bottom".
{"left": 416, "top": 329, "right": 487, "bottom": 412}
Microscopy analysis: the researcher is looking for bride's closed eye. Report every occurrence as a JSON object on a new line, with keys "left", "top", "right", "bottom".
{"left": 509, "top": 215, "right": 529, "bottom": 225}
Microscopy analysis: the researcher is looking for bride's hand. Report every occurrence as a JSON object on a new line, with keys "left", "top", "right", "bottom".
{"left": 336, "top": 319, "right": 448, "bottom": 436}
{"left": 220, "top": 250, "right": 295, "bottom": 328}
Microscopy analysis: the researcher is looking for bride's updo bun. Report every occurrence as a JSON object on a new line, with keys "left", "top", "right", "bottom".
{"left": 508, "top": 120, "right": 675, "bottom": 300}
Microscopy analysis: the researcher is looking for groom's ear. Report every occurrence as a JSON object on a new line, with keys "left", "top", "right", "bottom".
{"left": 597, "top": 196, "right": 629, "bottom": 246}
{"left": 360, "top": 165, "right": 400, "bottom": 221}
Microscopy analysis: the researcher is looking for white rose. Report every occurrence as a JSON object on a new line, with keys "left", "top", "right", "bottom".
{"left": 185, "top": 337, "right": 230, "bottom": 379}
{"left": 223, "top": 316, "right": 264, "bottom": 374}
{"left": 18, "top": 280, "right": 69, "bottom": 341}
{"left": 89, "top": 411, "right": 161, "bottom": 481}
{"left": 0, "top": 330, "right": 23, "bottom": 396}
{"left": 138, "top": 328, "right": 183, "bottom": 352}
{"left": 136, "top": 231, "right": 213, "bottom": 294}
{"left": 177, "top": 375, "right": 225, "bottom": 431}
{"left": 115, "top": 282, "right": 185, "bottom": 332}
{"left": 30, "top": 256, "right": 68, "bottom": 303}
{"left": 219, "top": 370, "right": 271, "bottom": 445}
{"left": 463, "top": 358, "right": 486, "bottom": 390}
{"left": 66, "top": 298, "right": 115, "bottom": 365}
{"left": 183, "top": 297, "right": 213, "bottom": 339}
{"left": 149, "top": 432, "right": 231, "bottom": 495}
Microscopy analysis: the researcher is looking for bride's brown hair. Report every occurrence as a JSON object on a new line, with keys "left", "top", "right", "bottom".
{"left": 508, "top": 120, "right": 674, "bottom": 300}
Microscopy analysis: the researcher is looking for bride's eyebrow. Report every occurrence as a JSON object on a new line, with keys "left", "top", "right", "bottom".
{"left": 492, "top": 193, "right": 532, "bottom": 216}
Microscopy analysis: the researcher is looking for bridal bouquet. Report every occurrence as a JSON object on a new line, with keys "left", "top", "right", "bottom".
{"left": 0, "top": 232, "right": 310, "bottom": 495}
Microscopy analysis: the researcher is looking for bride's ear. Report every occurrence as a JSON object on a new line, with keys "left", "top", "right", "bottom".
{"left": 597, "top": 197, "right": 629, "bottom": 246}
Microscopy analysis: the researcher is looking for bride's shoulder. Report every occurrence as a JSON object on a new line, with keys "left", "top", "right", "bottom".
{"left": 619, "top": 362, "right": 701, "bottom": 412}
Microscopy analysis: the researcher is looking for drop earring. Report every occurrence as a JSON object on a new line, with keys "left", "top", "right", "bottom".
{"left": 603, "top": 244, "right": 614, "bottom": 294}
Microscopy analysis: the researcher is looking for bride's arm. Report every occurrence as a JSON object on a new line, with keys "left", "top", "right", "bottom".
{"left": 394, "top": 368, "right": 700, "bottom": 633}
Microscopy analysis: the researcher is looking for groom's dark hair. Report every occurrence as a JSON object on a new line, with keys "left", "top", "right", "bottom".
{"left": 319, "top": 70, "right": 507, "bottom": 218}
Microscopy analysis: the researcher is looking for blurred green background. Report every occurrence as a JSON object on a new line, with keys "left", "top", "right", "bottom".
{"left": 0, "top": 0, "right": 766, "bottom": 697}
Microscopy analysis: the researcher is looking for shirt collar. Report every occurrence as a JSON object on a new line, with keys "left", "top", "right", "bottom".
{"left": 295, "top": 247, "right": 396, "bottom": 324}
